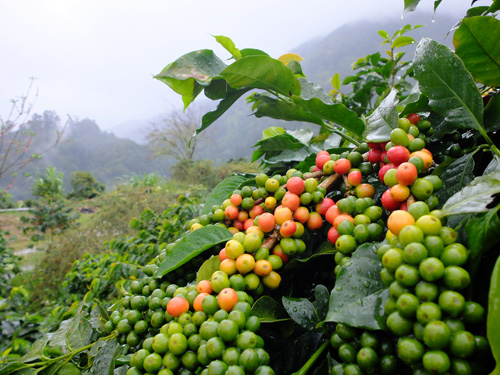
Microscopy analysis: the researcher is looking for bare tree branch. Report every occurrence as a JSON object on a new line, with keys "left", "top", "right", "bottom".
{"left": 0, "top": 79, "right": 67, "bottom": 187}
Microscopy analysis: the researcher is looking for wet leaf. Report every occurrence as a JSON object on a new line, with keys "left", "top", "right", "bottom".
{"left": 435, "top": 152, "right": 475, "bottom": 206}
{"left": 439, "top": 170, "right": 500, "bottom": 217}
{"left": 155, "top": 226, "right": 233, "bottom": 277}
{"left": 364, "top": 88, "right": 398, "bottom": 142}
{"left": 252, "top": 296, "right": 290, "bottom": 322}
{"left": 413, "top": 38, "right": 484, "bottom": 133}
{"left": 324, "top": 243, "right": 388, "bottom": 330}
{"left": 488, "top": 255, "right": 500, "bottom": 375}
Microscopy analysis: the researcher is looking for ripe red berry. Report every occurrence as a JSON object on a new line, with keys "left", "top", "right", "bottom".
{"left": 378, "top": 163, "right": 395, "bottom": 182}
{"left": 407, "top": 113, "right": 421, "bottom": 125}
{"left": 287, "top": 177, "right": 305, "bottom": 195}
{"left": 333, "top": 158, "right": 351, "bottom": 175}
{"left": 316, "top": 154, "right": 331, "bottom": 170}
{"left": 381, "top": 189, "right": 402, "bottom": 211}
{"left": 368, "top": 149, "right": 382, "bottom": 163}
{"left": 387, "top": 146, "right": 410, "bottom": 166}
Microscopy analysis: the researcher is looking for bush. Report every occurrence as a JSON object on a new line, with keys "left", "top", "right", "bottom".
{"left": 67, "top": 171, "right": 105, "bottom": 200}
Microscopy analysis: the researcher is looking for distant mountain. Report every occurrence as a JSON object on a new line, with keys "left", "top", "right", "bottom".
{"left": 297, "top": 13, "right": 456, "bottom": 89}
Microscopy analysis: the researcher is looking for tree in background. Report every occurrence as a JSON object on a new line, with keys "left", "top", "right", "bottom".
{"left": 147, "top": 104, "right": 211, "bottom": 162}
{"left": 67, "top": 171, "right": 104, "bottom": 200}
{"left": 31, "top": 166, "right": 65, "bottom": 199}
{"left": 0, "top": 81, "right": 66, "bottom": 188}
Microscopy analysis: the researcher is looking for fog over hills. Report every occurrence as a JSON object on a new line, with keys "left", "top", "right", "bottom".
{"left": 3, "top": 14, "right": 457, "bottom": 200}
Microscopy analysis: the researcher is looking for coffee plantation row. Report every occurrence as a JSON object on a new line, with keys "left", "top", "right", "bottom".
{"left": 1, "top": 2, "right": 500, "bottom": 375}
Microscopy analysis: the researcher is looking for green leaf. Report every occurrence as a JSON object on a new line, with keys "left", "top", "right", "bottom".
{"left": 292, "top": 97, "right": 365, "bottom": 137}
{"left": 282, "top": 297, "right": 318, "bottom": 330}
{"left": 364, "top": 88, "right": 399, "bottom": 142}
{"left": 434, "top": 0, "right": 443, "bottom": 14}
{"left": 155, "top": 226, "right": 233, "bottom": 277}
{"left": 465, "top": 204, "right": 500, "bottom": 279}
{"left": 453, "top": 16, "right": 500, "bottom": 87}
{"left": 324, "top": 243, "right": 388, "bottom": 329}
{"left": 485, "top": 94, "right": 500, "bottom": 133}
{"left": 239, "top": 48, "right": 269, "bottom": 58}
{"left": 287, "top": 61, "right": 305, "bottom": 77}
{"left": 439, "top": 170, "right": 500, "bottom": 217}
{"left": 413, "top": 38, "right": 484, "bottom": 133}
{"left": 196, "top": 88, "right": 251, "bottom": 136}
{"left": 197, "top": 256, "right": 221, "bottom": 283}
{"left": 251, "top": 296, "right": 290, "bottom": 322}
{"left": 254, "top": 96, "right": 326, "bottom": 127}
{"left": 435, "top": 152, "right": 475, "bottom": 206}
{"left": 488, "top": 255, "right": 500, "bottom": 375}
{"left": 313, "top": 285, "right": 330, "bottom": 321}
{"left": 66, "top": 306, "right": 93, "bottom": 350}
{"left": 89, "top": 302, "right": 108, "bottom": 332}
{"left": 88, "top": 339, "right": 120, "bottom": 375}
{"left": 392, "top": 36, "right": 415, "bottom": 49}
{"left": 0, "top": 363, "right": 27, "bottom": 375}
{"left": 58, "top": 363, "right": 80, "bottom": 375}
{"left": 378, "top": 30, "right": 390, "bottom": 40}
{"left": 298, "top": 79, "right": 331, "bottom": 104}
{"left": 262, "top": 127, "right": 285, "bottom": 140}
{"left": 155, "top": 50, "right": 227, "bottom": 109}
{"left": 21, "top": 336, "right": 49, "bottom": 363}
{"left": 486, "top": 154, "right": 500, "bottom": 174}
{"left": 201, "top": 175, "right": 252, "bottom": 215}
{"left": 220, "top": 55, "right": 301, "bottom": 96}
{"left": 404, "top": 0, "right": 421, "bottom": 13}
{"left": 331, "top": 73, "right": 341, "bottom": 91}
{"left": 213, "top": 35, "right": 242, "bottom": 60}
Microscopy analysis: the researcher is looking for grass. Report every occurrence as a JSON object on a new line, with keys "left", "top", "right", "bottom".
{"left": 0, "top": 211, "right": 33, "bottom": 251}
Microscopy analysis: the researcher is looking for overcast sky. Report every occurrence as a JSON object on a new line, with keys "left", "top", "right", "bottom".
{"left": 0, "top": 0, "right": 473, "bottom": 131}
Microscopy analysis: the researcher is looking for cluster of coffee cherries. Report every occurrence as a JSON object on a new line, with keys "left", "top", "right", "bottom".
{"left": 377, "top": 209, "right": 490, "bottom": 374}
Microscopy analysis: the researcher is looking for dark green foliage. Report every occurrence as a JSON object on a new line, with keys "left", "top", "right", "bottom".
{"left": 67, "top": 171, "right": 105, "bottom": 200}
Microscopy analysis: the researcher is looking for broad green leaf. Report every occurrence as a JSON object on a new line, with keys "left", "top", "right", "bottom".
{"left": 204, "top": 79, "right": 232, "bottom": 100}
{"left": 201, "top": 175, "right": 251, "bottom": 215}
{"left": 272, "top": 332, "right": 325, "bottom": 374}
{"left": 400, "top": 93, "right": 430, "bottom": 117}
{"left": 331, "top": 73, "right": 341, "bottom": 91}
{"left": 277, "top": 53, "right": 304, "bottom": 65}
{"left": 58, "top": 363, "right": 80, "bottom": 375}
{"left": 88, "top": 339, "right": 120, "bottom": 375}
{"left": 66, "top": 306, "right": 93, "bottom": 350}
{"left": 413, "top": 38, "right": 484, "bottom": 132}
{"left": 435, "top": 152, "right": 475, "bottom": 206}
{"left": 485, "top": 94, "right": 500, "bottom": 133}
{"left": 292, "top": 97, "right": 365, "bottom": 137}
{"left": 213, "top": 35, "right": 242, "bottom": 60}
{"left": 465, "top": 204, "right": 500, "bottom": 279}
{"left": 220, "top": 55, "right": 301, "bottom": 96}
{"left": 298, "top": 78, "right": 331, "bottom": 104}
{"left": 363, "top": 88, "right": 399, "bottom": 142}
{"left": 262, "top": 127, "right": 285, "bottom": 140}
{"left": 313, "top": 285, "right": 330, "bottom": 321}
{"left": 287, "top": 129, "right": 315, "bottom": 145}
{"left": 378, "top": 30, "right": 390, "bottom": 40}
{"left": 251, "top": 296, "right": 290, "bottom": 322}
{"left": 155, "top": 226, "right": 233, "bottom": 277}
{"left": 11, "top": 369, "right": 36, "bottom": 375}
{"left": 240, "top": 48, "right": 269, "bottom": 58}
{"left": 324, "top": 243, "right": 387, "bottom": 329}
{"left": 0, "top": 363, "right": 27, "bottom": 375}
{"left": 439, "top": 170, "right": 500, "bottom": 217}
{"left": 21, "top": 336, "right": 48, "bottom": 363}
{"left": 48, "top": 318, "right": 72, "bottom": 349}
{"left": 453, "top": 17, "right": 500, "bottom": 86}
{"left": 254, "top": 96, "right": 326, "bottom": 127}
{"left": 155, "top": 50, "right": 227, "bottom": 109}
{"left": 196, "top": 88, "right": 251, "bottom": 136}
{"left": 197, "top": 256, "right": 221, "bottom": 283}
{"left": 392, "top": 36, "right": 415, "bottom": 49}
{"left": 488, "top": 0, "right": 500, "bottom": 13}
{"left": 282, "top": 296, "right": 318, "bottom": 330}
{"left": 403, "top": 0, "right": 421, "bottom": 13}
{"left": 485, "top": 154, "right": 500, "bottom": 174}
{"left": 488, "top": 255, "right": 500, "bottom": 375}
{"left": 287, "top": 61, "right": 305, "bottom": 77}
{"left": 89, "top": 302, "right": 108, "bottom": 332}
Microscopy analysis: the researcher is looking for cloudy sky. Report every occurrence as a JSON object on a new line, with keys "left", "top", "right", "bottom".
{"left": 0, "top": 0, "right": 473, "bottom": 131}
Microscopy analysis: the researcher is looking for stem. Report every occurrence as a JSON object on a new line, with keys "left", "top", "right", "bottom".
{"left": 27, "top": 332, "right": 117, "bottom": 368}
{"left": 319, "top": 173, "right": 341, "bottom": 190}
{"left": 324, "top": 121, "right": 361, "bottom": 147}
{"left": 291, "top": 338, "right": 329, "bottom": 375}
{"left": 479, "top": 129, "right": 500, "bottom": 159}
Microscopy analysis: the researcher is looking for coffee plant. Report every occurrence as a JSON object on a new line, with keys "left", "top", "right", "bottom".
{"left": 2, "top": 2, "right": 500, "bottom": 374}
